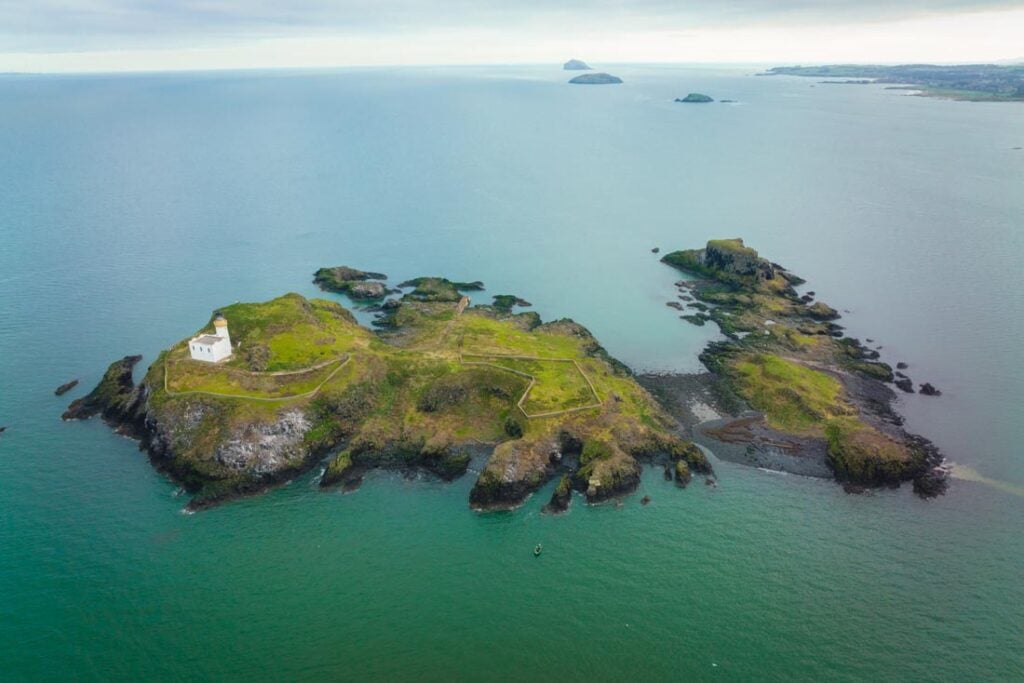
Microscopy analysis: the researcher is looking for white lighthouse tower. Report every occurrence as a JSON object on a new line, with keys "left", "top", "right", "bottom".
{"left": 188, "top": 313, "right": 233, "bottom": 363}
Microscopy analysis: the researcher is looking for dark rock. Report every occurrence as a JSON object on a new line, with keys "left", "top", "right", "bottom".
{"left": 62, "top": 355, "right": 144, "bottom": 423}
{"left": 666, "top": 301, "right": 684, "bottom": 310}
{"left": 800, "top": 294, "right": 814, "bottom": 302}
{"left": 640, "top": 495, "right": 651, "bottom": 506}
{"left": 663, "top": 465, "right": 673, "bottom": 481}
{"left": 704, "top": 477, "right": 717, "bottom": 487}
{"left": 896, "top": 362, "right": 908, "bottom": 370}
{"left": 651, "top": 247, "right": 660, "bottom": 253}
{"left": 843, "top": 482, "right": 868, "bottom": 495}
{"left": 913, "top": 468, "right": 949, "bottom": 498}
{"left": 54, "top": 379, "right": 80, "bottom": 396}
{"left": 894, "top": 377, "right": 914, "bottom": 393}
{"left": 681, "top": 314, "right": 707, "bottom": 326}
{"left": 919, "top": 383, "right": 942, "bottom": 396}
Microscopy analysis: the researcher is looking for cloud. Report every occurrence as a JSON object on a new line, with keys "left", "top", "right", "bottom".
{"left": 2, "top": 0, "right": 1022, "bottom": 51}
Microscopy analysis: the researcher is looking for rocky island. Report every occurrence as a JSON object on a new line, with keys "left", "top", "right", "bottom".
{"left": 650, "top": 239, "right": 946, "bottom": 496}
{"left": 563, "top": 59, "right": 591, "bottom": 70}
{"left": 675, "top": 93, "right": 714, "bottom": 103}
{"left": 67, "top": 275, "right": 709, "bottom": 510}
{"left": 569, "top": 73, "right": 622, "bottom": 85}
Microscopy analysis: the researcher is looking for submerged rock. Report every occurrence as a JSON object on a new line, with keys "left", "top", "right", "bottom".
{"left": 919, "top": 383, "right": 942, "bottom": 396}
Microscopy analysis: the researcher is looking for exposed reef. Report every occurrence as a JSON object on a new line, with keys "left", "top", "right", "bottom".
{"left": 71, "top": 275, "right": 708, "bottom": 510}
{"left": 657, "top": 239, "right": 947, "bottom": 497}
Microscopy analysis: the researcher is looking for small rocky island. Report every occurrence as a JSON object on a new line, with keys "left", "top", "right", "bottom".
{"left": 563, "top": 59, "right": 591, "bottom": 70}
{"left": 569, "top": 73, "right": 622, "bottom": 85}
{"left": 675, "top": 93, "right": 714, "bottom": 103}
{"left": 67, "top": 274, "right": 709, "bottom": 510}
{"left": 650, "top": 239, "right": 946, "bottom": 496}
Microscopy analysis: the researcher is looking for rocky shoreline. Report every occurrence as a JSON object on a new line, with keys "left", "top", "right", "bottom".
{"left": 654, "top": 239, "right": 947, "bottom": 497}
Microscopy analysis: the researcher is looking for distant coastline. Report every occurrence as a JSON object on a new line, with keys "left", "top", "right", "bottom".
{"left": 764, "top": 64, "right": 1024, "bottom": 102}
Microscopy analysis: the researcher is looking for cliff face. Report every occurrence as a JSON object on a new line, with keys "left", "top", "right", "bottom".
{"left": 701, "top": 239, "right": 776, "bottom": 281}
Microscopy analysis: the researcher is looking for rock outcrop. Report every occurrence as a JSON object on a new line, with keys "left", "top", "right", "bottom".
{"left": 563, "top": 59, "right": 592, "bottom": 70}
{"left": 675, "top": 93, "right": 714, "bottom": 103}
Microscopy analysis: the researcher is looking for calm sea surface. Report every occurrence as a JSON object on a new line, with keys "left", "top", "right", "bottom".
{"left": 1, "top": 65, "right": 1022, "bottom": 681}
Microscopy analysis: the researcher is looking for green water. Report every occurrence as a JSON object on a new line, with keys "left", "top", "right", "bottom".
{"left": 1, "top": 65, "right": 1022, "bottom": 680}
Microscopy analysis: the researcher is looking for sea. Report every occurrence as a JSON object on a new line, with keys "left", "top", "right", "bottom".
{"left": 1, "top": 64, "right": 1022, "bottom": 681}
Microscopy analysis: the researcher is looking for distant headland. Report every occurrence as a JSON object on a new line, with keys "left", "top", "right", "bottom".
{"left": 763, "top": 64, "right": 1024, "bottom": 102}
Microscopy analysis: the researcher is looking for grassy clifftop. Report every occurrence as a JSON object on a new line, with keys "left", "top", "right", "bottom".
{"left": 78, "top": 282, "right": 706, "bottom": 510}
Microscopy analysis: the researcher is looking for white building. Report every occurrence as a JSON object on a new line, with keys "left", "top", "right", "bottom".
{"left": 188, "top": 314, "right": 232, "bottom": 363}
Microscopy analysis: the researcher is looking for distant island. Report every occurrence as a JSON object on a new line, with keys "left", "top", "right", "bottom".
{"left": 764, "top": 64, "right": 1024, "bottom": 101}
{"left": 563, "top": 59, "right": 591, "bottom": 71}
{"left": 66, "top": 274, "right": 709, "bottom": 510}
{"left": 675, "top": 93, "right": 714, "bottom": 103}
{"left": 653, "top": 239, "right": 946, "bottom": 496}
{"left": 569, "top": 72, "right": 622, "bottom": 85}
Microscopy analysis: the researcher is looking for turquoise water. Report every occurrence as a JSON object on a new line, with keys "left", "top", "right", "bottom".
{"left": 1, "top": 65, "right": 1023, "bottom": 680}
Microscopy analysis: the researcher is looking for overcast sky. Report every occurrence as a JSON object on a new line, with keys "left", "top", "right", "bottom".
{"left": 1, "top": 0, "right": 1022, "bottom": 72}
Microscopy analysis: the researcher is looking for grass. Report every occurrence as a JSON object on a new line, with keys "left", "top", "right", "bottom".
{"left": 730, "top": 353, "right": 852, "bottom": 434}
{"left": 209, "top": 294, "right": 368, "bottom": 371}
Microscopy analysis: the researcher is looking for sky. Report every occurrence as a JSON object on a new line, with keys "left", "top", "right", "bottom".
{"left": 0, "top": 0, "right": 1022, "bottom": 72}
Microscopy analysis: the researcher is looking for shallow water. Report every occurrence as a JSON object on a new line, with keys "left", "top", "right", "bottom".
{"left": 1, "top": 65, "right": 1022, "bottom": 680}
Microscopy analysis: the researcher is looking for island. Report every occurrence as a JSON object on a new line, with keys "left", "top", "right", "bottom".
{"left": 763, "top": 64, "right": 1024, "bottom": 101}
{"left": 675, "top": 93, "right": 714, "bottom": 103}
{"left": 569, "top": 73, "right": 622, "bottom": 85}
{"left": 651, "top": 239, "right": 946, "bottom": 496}
{"left": 66, "top": 275, "right": 710, "bottom": 510}
{"left": 563, "top": 59, "right": 591, "bottom": 71}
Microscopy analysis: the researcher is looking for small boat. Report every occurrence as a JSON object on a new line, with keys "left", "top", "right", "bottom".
{"left": 534, "top": 543, "right": 542, "bottom": 557}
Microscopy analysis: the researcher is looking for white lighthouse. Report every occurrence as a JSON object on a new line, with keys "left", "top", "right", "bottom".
{"left": 188, "top": 313, "right": 233, "bottom": 363}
